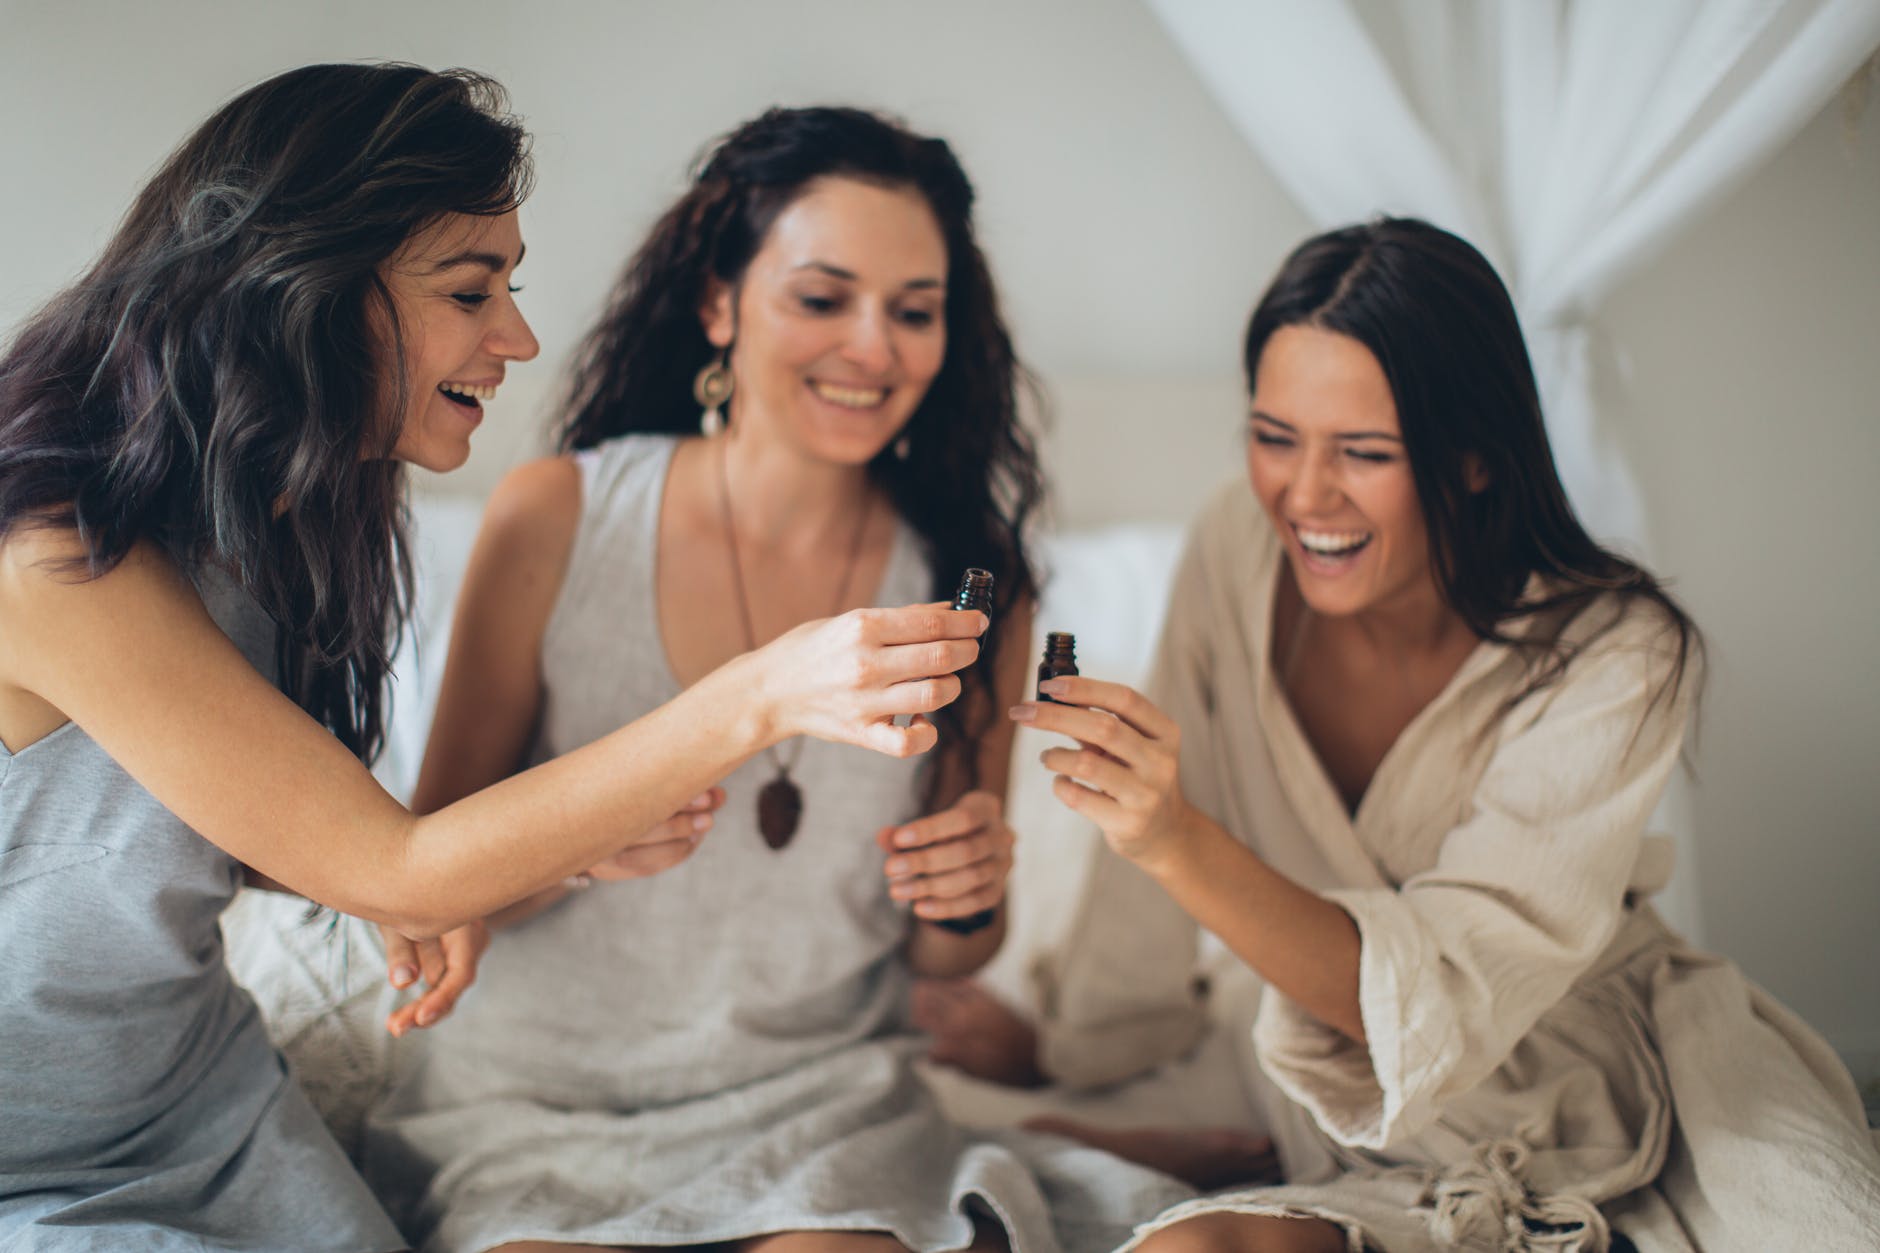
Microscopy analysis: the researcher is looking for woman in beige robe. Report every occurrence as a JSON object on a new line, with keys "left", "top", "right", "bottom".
{"left": 993, "top": 220, "right": 1880, "bottom": 1251}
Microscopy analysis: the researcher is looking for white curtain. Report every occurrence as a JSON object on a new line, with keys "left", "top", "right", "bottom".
{"left": 1145, "top": 0, "right": 1880, "bottom": 938}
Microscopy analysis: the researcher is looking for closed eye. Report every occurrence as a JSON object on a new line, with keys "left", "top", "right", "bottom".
{"left": 1344, "top": 447, "right": 1395, "bottom": 464}
{"left": 1251, "top": 430, "right": 1294, "bottom": 448}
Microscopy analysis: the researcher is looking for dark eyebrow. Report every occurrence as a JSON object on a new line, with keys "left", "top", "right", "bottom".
{"left": 792, "top": 260, "right": 944, "bottom": 292}
{"left": 428, "top": 241, "right": 526, "bottom": 274}
{"left": 1250, "top": 409, "right": 1402, "bottom": 443}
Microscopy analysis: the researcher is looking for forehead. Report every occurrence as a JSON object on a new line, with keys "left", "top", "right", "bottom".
{"left": 753, "top": 176, "right": 946, "bottom": 278}
{"left": 1252, "top": 324, "right": 1398, "bottom": 432}
{"left": 390, "top": 209, "right": 523, "bottom": 273}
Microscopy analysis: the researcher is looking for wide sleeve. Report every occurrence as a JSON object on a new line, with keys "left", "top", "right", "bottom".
{"left": 1030, "top": 510, "right": 1234, "bottom": 1089}
{"left": 1255, "top": 604, "right": 1700, "bottom": 1150}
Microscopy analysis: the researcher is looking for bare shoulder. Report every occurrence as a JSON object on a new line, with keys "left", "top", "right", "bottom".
{"left": 476, "top": 455, "right": 583, "bottom": 561}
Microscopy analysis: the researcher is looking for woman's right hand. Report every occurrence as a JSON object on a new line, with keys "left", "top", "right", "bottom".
{"left": 741, "top": 602, "right": 986, "bottom": 757}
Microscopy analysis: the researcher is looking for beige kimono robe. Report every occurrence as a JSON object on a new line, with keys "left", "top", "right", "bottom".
{"left": 1035, "top": 480, "right": 1880, "bottom": 1252}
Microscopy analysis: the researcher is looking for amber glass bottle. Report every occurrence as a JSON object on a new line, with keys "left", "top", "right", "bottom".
{"left": 1037, "top": 631, "right": 1077, "bottom": 703}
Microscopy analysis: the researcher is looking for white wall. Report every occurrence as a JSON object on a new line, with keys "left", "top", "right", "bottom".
{"left": 3, "top": 1, "right": 1874, "bottom": 1086}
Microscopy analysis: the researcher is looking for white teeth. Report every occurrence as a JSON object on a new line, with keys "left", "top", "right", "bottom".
{"left": 810, "top": 381, "right": 887, "bottom": 409}
{"left": 439, "top": 382, "right": 497, "bottom": 401}
{"left": 1296, "top": 527, "right": 1371, "bottom": 555}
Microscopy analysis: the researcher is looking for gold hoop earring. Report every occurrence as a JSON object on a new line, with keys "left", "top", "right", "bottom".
{"left": 694, "top": 354, "right": 733, "bottom": 437}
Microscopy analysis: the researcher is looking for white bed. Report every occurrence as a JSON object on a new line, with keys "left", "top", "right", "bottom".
{"left": 224, "top": 492, "right": 1259, "bottom": 1158}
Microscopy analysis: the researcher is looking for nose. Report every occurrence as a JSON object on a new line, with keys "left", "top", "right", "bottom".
{"left": 1289, "top": 445, "right": 1344, "bottom": 514}
{"left": 489, "top": 295, "right": 540, "bottom": 363}
{"left": 842, "top": 306, "right": 895, "bottom": 375}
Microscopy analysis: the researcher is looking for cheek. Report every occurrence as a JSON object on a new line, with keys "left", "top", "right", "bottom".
{"left": 905, "top": 330, "right": 946, "bottom": 385}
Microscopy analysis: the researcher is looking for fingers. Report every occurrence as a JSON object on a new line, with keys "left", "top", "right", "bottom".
{"left": 854, "top": 714, "right": 939, "bottom": 759}
{"left": 883, "top": 801, "right": 985, "bottom": 852}
{"left": 885, "top": 816, "right": 1014, "bottom": 920}
{"left": 1040, "top": 743, "right": 1138, "bottom": 801}
{"left": 1012, "top": 698, "right": 1155, "bottom": 768}
{"left": 385, "top": 922, "right": 490, "bottom": 1038}
{"left": 866, "top": 672, "right": 962, "bottom": 719}
{"left": 590, "top": 834, "right": 703, "bottom": 881}
{"left": 871, "top": 638, "right": 981, "bottom": 687}
{"left": 862, "top": 603, "right": 989, "bottom": 646}
{"left": 1029, "top": 675, "right": 1179, "bottom": 741}
{"left": 382, "top": 927, "right": 420, "bottom": 992}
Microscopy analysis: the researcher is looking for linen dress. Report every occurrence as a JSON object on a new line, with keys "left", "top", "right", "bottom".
{"left": 362, "top": 435, "right": 1190, "bottom": 1253}
{"left": 0, "top": 569, "right": 405, "bottom": 1252}
{"left": 1032, "top": 479, "right": 1880, "bottom": 1252}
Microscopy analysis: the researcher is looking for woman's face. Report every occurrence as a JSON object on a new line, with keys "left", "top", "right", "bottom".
{"left": 702, "top": 175, "right": 948, "bottom": 464}
{"left": 1247, "top": 324, "right": 1436, "bottom": 621}
{"left": 383, "top": 209, "right": 538, "bottom": 473}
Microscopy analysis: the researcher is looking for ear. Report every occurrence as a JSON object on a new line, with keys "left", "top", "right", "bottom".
{"left": 1463, "top": 453, "right": 1491, "bottom": 494}
{"left": 699, "top": 279, "right": 735, "bottom": 350}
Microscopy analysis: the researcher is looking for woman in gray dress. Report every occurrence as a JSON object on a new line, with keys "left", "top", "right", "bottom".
{"left": 0, "top": 72, "right": 984, "bottom": 1252}
{"left": 361, "top": 107, "right": 1190, "bottom": 1253}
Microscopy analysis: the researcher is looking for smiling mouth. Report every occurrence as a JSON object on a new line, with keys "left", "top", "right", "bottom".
{"left": 439, "top": 381, "right": 497, "bottom": 411}
{"left": 1292, "top": 524, "right": 1373, "bottom": 564}
{"left": 809, "top": 380, "right": 889, "bottom": 410}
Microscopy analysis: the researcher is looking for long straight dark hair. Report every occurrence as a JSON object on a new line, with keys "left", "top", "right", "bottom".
{"left": 558, "top": 105, "right": 1044, "bottom": 802}
{"left": 0, "top": 63, "right": 533, "bottom": 761}
{"left": 1245, "top": 217, "right": 1701, "bottom": 706}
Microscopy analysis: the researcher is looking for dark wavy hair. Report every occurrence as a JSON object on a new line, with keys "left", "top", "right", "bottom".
{"left": 0, "top": 63, "right": 533, "bottom": 761}
{"left": 557, "top": 105, "right": 1044, "bottom": 801}
{"left": 1245, "top": 217, "right": 1701, "bottom": 709}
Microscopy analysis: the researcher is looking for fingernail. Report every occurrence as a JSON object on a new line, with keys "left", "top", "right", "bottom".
{"left": 415, "top": 1006, "right": 438, "bottom": 1028}
{"left": 885, "top": 858, "right": 909, "bottom": 876}
{"left": 690, "top": 792, "right": 713, "bottom": 808}
{"left": 890, "top": 884, "right": 914, "bottom": 901}
{"left": 1039, "top": 678, "right": 1069, "bottom": 696}
{"left": 692, "top": 813, "right": 712, "bottom": 832}
{"left": 895, "top": 828, "right": 920, "bottom": 848}
{"left": 391, "top": 964, "right": 417, "bottom": 988}
{"left": 1007, "top": 704, "right": 1035, "bottom": 722}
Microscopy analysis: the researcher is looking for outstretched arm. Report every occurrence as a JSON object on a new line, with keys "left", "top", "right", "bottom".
{"left": 0, "top": 516, "right": 982, "bottom": 940}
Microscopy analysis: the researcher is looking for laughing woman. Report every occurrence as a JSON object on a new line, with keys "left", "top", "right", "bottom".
{"left": 360, "top": 106, "right": 1189, "bottom": 1253}
{"left": 0, "top": 68, "right": 982, "bottom": 1252}
{"left": 943, "top": 219, "right": 1880, "bottom": 1251}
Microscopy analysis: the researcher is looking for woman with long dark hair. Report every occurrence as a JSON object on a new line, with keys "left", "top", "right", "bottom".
{"left": 0, "top": 70, "right": 983, "bottom": 1250}
{"left": 931, "top": 218, "right": 1880, "bottom": 1250}
{"left": 360, "top": 106, "right": 1188, "bottom": 1253}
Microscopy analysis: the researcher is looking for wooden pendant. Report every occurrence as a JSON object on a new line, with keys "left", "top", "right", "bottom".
{"left": 757, "top": 774, "right": 803, "bottom": 850}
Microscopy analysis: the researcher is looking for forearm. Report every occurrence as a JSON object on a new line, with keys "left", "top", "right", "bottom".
{"left": 1141, "top": 805, "right": 1366, "bottom": 1043}
{"left": 376, "top": 659, "right": 769, "bottom": 935}
{"left": 906, "top": 905, "right": 1007, "bottom": 978}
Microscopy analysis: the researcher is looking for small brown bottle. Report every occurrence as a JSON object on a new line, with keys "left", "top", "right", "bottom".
{"left": 938, "top": 568, "right": 997, "bottom": 936}
{"left": 952, "top": 567, "right": 994, "bottom": 616}
{"left": 1037, "top": 631, "right": 1078, "bottom": 703}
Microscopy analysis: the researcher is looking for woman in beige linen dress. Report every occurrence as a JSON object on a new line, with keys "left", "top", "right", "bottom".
{"left": 979, "top": 219, "right": 1880, "bottom": 1251}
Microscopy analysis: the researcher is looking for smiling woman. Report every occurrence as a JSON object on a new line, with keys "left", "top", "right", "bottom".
{"left": 354, "top": 105, "right": 1190, "bottom": 1253}
{"left": 0, "top": 68, "right": 987, "bottom": 1252}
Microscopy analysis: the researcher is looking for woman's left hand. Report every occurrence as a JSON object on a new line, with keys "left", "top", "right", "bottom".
{"left": 876, "top": 790, "right": 1014, "bottom": 924}
{"left": 1012, "top": 674, "right": 1194, "bottom": 868}
{"left": 380, "top": 920, "right": 490, "bottom": 1037}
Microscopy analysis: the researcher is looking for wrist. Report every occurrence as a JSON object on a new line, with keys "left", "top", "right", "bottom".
{"left": 702, "top": 651, "right": 777, "bottom": 755}
{"left": 1131, "top": 801, "right": 1207, "bottom": 882}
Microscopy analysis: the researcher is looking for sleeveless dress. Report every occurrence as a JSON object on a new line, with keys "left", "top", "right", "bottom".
{"left": 0, "top": 568, "right": 405, "bottom": 1252}
{"left": 362, "top": 435, "right": 1189, "bottom": 1253}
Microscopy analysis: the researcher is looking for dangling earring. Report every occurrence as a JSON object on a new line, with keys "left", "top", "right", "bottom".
{"left": 694, "top": 353, "right": 733, "bottom": 437}
{"left": 893, "top": 433, "right": 911, "bottom": 461}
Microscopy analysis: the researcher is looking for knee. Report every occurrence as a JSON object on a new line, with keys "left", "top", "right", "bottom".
{"left": 1135, "top": 1214, "right": 1252, "bottom": 1253}
{"left": 1135, "top": 1212, "right": 1346, "bottom": 1253}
